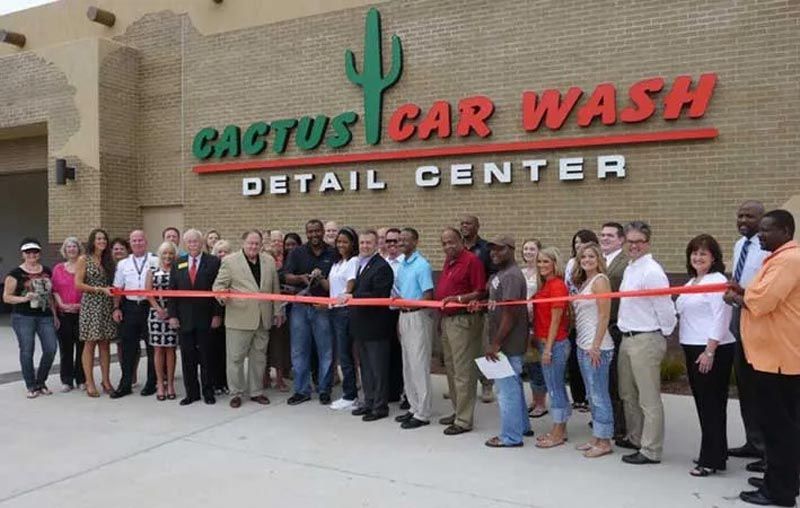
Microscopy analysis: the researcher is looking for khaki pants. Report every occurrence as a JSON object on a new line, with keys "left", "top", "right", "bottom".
{"left": 441, "top": 313, "right": 484, "bottom": 429}
{"left": 226, "top": 322, "right": 270, "bottom": 398}
{"left": 618, "top": 332, "right": 667, "bottom": 461}
{"left": 398, "top": 309, "right": 434, "bottom": 421}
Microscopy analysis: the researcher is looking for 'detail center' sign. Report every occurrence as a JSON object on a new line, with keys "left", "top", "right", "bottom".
{"left": 191, "top": 8, "right": 718, "bottom": 196}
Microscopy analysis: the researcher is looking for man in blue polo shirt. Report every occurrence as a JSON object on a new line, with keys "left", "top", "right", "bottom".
{"left": 393, "top": 227, "right": 436, "bottom": 429}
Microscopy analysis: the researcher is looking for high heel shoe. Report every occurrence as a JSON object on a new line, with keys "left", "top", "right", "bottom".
{"left": 86, "top": 386, "right": 100, "bottom": 398}
{"left": 101, "top": 382, "right": 114, "bottom": 395}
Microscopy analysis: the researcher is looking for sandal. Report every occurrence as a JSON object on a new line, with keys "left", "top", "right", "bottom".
{"left": 485, "top": 436, "right": 523, "bottom": 448}
{"left": 690, "top": 466, "right": 718, "bottom": 477}
{"left": 38, "top": 385, "right": 52, "bottom": 396}
{"left": 26, "top": 390, "right": 39, "bottom": 399}
{"left": 528, "top": 407, "right": 549, "bottom": 418}
{"left": 575, "top": 442, "right": 594, "bottom": 451}
{"left": 584, "top": 445, "right": 613, "bottom": 458}
{"left": 536, "top": 434, "right": 568, "bottom": 448}
{"left": 101, "top": 382, "right": 114, "bottom": 395}
{"left": 86, "top": 388, "right": 100, "bottom": 398}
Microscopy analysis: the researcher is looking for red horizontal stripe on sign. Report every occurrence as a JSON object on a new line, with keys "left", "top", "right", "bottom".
{"left": 193, "top": 127, "right": 719, "bottom": 174}
{"left": 112, "top": 282, "right": 729, "bottom": 309}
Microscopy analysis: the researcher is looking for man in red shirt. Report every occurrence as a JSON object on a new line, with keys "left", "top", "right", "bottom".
{"left": 435, "top": 228, "right": 487, "bottom": 435}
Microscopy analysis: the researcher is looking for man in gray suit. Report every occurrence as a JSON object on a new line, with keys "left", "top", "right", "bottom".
{"left": 599, "top": 222, "right": 629, "bottom": 442}
{"left": 213, "top": 229, "right": 285, "bottom": 409}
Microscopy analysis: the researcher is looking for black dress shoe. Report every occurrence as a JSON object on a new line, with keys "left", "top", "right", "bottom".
{"left": 109, "top": 389, "right": 132, "bottom": 399}
{"left": 287, "top": 393, "right": 311, "bottom": 406}
{"left": 739, "top": 489, "right": 796, "bottom": 507}
{"left": 351, "top": 406, "right": 370, "bottom": 416}
{"left": 523, "top": 430, "right": 535, "bottom": 437}
{"left": 621, "top": 452, "right": 661, "bottom": 465}
{"left": 140, "top": 386, "right": 157, "bottom": 397}
{"left": 204, "top": 395, "right": 216, "bottom": 405}
{"left": 363, "top": 412, "right": 389, "bottom": 422}
{"left": 746, "top": 459, "right": 767, "bottom": 473}
{"left": 614, "top": 438, "right": 640, "bottom": 450}
{"left": 729, "top": 444, "right": 763, "bottom": 459}
{"left": 395, "top": 411, "right": 413, "bottom": 423}
{"left": 319, "top": 393, "right": 331, "bottom": 405}
{"left": 438, "top": 414, "right": 455, "bottom": 426}
{"left": 401, "top": 418, "right": 430, "bottom": 429}
{"left": 748, "top": 477, "right": 765, "bottom": 489}
{"left": 399, "top": 397, "right": 410, "bottom": 410}
{"left": 179, "top": 396, "right": 199, "bottom": 406}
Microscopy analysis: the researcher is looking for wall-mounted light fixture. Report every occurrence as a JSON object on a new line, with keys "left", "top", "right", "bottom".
{"left": 0, "top": 30, "right": 26, "bottom": 48}
{"left": 55, "top": 159, "right": 76, "bottom": 185}
{"left": 86, "top": 6, "right": 116, "bottom": 27}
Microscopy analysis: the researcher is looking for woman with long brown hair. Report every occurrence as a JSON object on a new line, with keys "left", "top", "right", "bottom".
{"left": 75, "top": 228, "right": 117, "bottom": 397}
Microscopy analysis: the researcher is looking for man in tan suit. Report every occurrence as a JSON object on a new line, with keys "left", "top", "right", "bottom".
{"left": 599, "top": 222, "right": 629, "bottom": 442}
{"left": 213, "top": 229, "right": 284, "bottom": 408}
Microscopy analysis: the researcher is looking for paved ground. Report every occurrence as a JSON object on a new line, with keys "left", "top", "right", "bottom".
{"left": 0, "top": 320, "right": 761, "bottom": 508}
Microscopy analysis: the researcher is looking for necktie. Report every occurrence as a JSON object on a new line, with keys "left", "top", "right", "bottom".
{"left": 733, "top": 239, "right": 750, "bottom": 283}
{"left": 189, "top": 257, "right": 198, "bottom": 285}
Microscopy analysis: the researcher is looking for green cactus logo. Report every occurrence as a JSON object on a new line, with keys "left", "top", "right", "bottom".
{"left": 345, "top": 8, "right": 403, "bottom": 145}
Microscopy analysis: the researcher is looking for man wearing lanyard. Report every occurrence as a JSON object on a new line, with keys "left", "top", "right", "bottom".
{"left": 724, "top": 201, "right": 769, "bottom": 468}
{"left": 111, "top": 230, "right": 158, "bottom": 398}
{"left": 435, "top": 227, "right": 486, "bottom": 435}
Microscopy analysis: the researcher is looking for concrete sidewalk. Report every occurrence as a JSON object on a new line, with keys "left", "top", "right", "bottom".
{"left": 0, "top": 319, "right": 759, "bottom": 508}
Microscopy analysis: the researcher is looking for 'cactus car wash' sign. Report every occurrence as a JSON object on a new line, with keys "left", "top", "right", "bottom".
{"left": 191, "top": 8, "right": 719, "bottom": 195}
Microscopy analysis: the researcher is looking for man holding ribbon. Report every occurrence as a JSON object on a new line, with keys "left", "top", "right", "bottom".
{"left": 725, "top": 200, "right": 769, "bottom": 468}
{"left": 111, "top": 230, "right": 158, "bottom": 399}
{"left": 168, "top": 229, "right": 223, "bottom": 406}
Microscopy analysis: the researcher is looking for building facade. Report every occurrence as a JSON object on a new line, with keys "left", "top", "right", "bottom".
{"left": 0, "top": 0, "right": 798, "bottom": 274}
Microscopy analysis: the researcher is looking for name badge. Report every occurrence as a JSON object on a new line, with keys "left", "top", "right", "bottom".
{"left": 178, "top": 262, "right": 188, "bottom": 270}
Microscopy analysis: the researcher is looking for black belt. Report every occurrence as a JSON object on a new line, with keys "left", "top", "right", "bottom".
{"left": 399, "top": 308, "right": 421, "bottom": 314}
{"left": 621, "top": 330, "right": 659, "bottom": 338}
{"left": 123, "top": 299, "right": 149, "bottom": 307}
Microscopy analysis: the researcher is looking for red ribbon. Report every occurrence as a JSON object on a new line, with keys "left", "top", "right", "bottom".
{"left": 111, "top": 282, "right": 730, "bottom": 309}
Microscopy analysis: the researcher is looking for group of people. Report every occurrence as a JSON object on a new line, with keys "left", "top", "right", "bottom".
{"left": 3, "top": 203, "right": 799, "bottom": 507}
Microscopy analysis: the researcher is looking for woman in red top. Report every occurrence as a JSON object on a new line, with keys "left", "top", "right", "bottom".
{"left": 533, "top": 246, "right": 572, "bottom": 448}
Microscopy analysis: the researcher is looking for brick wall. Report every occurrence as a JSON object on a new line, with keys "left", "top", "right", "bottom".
{"left": 1, "top": 0, "right": 798, "bottom": 271}
{"left": 0, "top": 136, "right": 46, "bottom": 174}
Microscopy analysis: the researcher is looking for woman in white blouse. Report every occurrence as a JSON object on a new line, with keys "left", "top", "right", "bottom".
{"left": 327, "top": 227, "right": 360, "bottom": 411}
{"left": 676, "top": 234, "right": 734, "bottom": 477}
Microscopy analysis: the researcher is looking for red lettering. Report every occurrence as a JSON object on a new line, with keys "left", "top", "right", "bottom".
{"left": 521, "top": 87, "right": 583, "bottom": 131}
{"left": 577, "top": 83, "right": 617, "bottom": 127}
{"left": 417, "top": 101, "right": 452, "bottom": 140}
{"left": 387, "top": 103, "right": 421, "bottom": 142}
{"left": 663, "top": 73, "right": 717, "bottom": 120}
{"left": 456, "top": 96, "right": 494, "bottom": 138}
{"left": 620, "top": 77, "right": 665, "bottom": 123}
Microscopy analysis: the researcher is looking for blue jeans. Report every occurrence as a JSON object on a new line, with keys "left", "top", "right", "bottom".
{"left": 290, "top": 303, "right": 334, "bottom": 396}
{"left": 495, "top": 355, "right": 531, "bottom": 445}
{"left": 577, "top": 348, "right": 615, "bottom": 439}
{"left": 11, "top": 313, "right": 58, "bottom": 391}
{"left": 525, "top": 360, "right": 547, "bottom": 395}
{"left": 330, "top": 307, "right": 357, "bottom": 401}
{"left": 539, "top": 339, "right": 572, "bottom": 423}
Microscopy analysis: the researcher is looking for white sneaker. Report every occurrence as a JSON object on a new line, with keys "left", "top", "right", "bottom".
{"left": 329, "top": 397, "right": 357, "bottom": 410}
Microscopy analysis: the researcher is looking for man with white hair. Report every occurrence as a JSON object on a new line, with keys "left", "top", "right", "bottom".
{"left": 110, "top": 230, "right": 158, "bottom": 399}
{"left": 324, "top": 221, "right": 339, "bottom": 248}
{"left": 168, "top": 229, "right": 223, "bottom": 406}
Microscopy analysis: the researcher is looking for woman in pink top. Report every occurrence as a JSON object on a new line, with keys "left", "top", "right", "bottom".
{"left": 52, "top": 237, "right": 85, "bottom": 392}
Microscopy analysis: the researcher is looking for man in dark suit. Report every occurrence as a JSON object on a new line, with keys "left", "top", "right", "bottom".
{"left": 340, "top": 229, "right": 395, "bottom": 422}
{"left": 599, "top": 221, "right": 629, "bottom": 442}
{"left": 168, "top": 228, "right": 222, "bottom": 406}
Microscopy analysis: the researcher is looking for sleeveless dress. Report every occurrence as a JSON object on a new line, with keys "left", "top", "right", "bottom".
{"left": 572, "top": 274, "right": 614, "bottom": 350}
{"left": 147, "top": 266, "right": 178, "bottom": 347}
{"left": 79, "top": 257, "right": 117, "bottom": 342}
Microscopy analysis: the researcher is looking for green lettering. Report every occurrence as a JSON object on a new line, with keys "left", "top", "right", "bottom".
{"left": 326, "top": 112, "right": 358, "bottom": 149}
{"left": 213, "top": 125, "right": 241, "bottom": 158}
{"left": 295, "top": 116, "right": 330, "bottom": 151}
{"left": 242, "top": 122, "right": 270, "bottom": 156}
{"left": 192, "top": 127, "right": 218, "bottom": 160}
{"left": 271, "top": 119, "right": 298, "bottom": 154}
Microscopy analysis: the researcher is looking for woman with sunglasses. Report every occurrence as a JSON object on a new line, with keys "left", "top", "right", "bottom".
{"left": 3, "top": 238, "right": 59, "bottom": 398}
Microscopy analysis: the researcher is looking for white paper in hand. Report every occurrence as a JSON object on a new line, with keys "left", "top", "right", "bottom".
{"left": 474, "top": 353, "right": 515, "bottom": 380}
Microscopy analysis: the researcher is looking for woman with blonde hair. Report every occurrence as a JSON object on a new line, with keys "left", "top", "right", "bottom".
{"left": 571, "top": 243, "right": 615, "bottom": 458}
{"left": 145, "top": 241, "right": 179, "bottom": 400}
{"left": 205, "top": 230, "right": 221, "bottom": 253}
{"left": 533, "top": 247, "right": 571, "bottom": 448}
{"left": 520, "top": 239, "right": 548, "bottom": 418}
